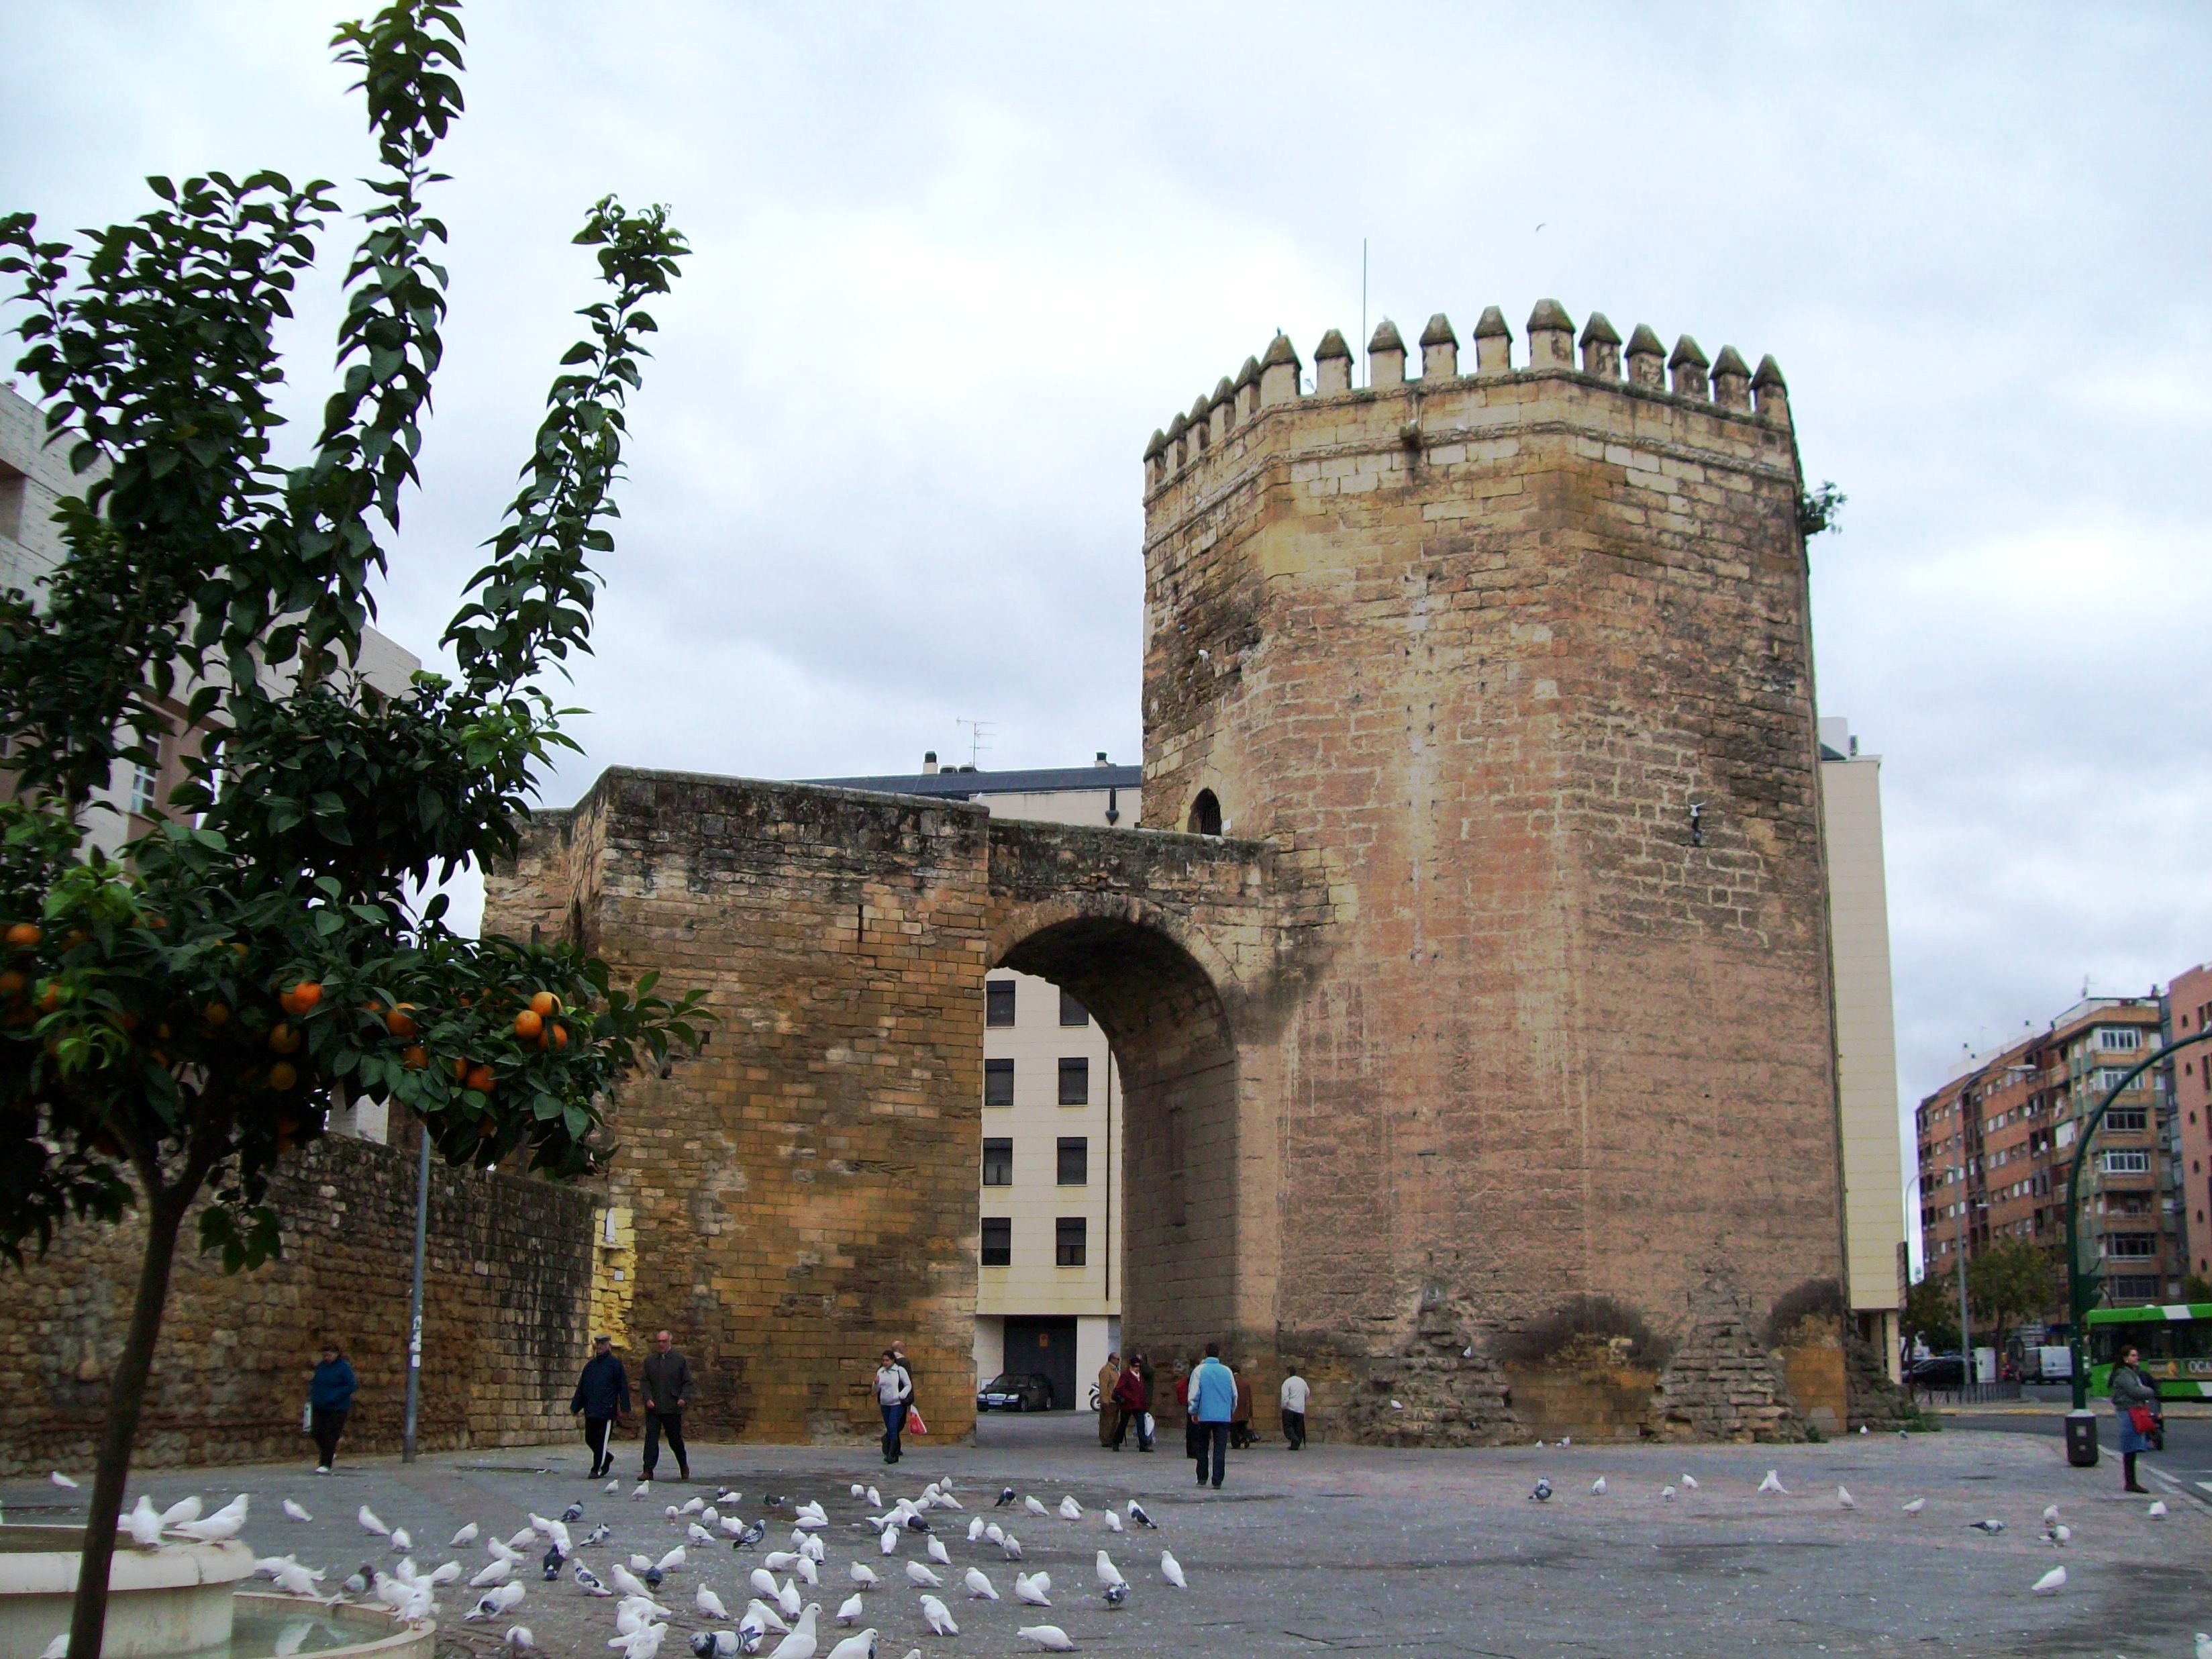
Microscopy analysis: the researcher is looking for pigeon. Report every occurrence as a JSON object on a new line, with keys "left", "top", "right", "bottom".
{"left": 472, "top": 1558, "right": 517, "bottom": 1589}
{"left": 1756, "top": 1471, "right": 1787, "bottom": 1496}
{"left": 917, "top": 1593, "right": 957, "bottom": 1636}
{"left": 564, "top": 1503, "right": 587, "bottom": 1523}
{"left": 877, "top": 1528, "right": 898, "bottom": 1558}
{"left": 1127, "top": 1502, "right": 1156, "bottom": 1530}
{"left": 925, "top": 1537, "right": 950, "bottom": 1566}
{"left": 745, "top": 1598, "right": 790, "bottom": 1633}
{"left": 738, "top": 1521, "right": 768, "bottom": 1550}
{"left": 1017, "top": 1629, "right": 1074, "bottom": 1652}
{"left": 999, "top": 1534, "right": 1023, "bottom": 1561}
{"left": 120, "top": 1495, "right": 165, "bottom": 1548}
{"left": 2196, "top": 1635, "right": 2211, "bottom": 1659}
{"left": 767, "top": 1604, "right": 821, "bottom": 1659}
{"left": 963, "top": 1567, "right": 997, "bottom": 1601}
{"left": 1967, "top": 1519, "right": 2007, "bottom": 1535}
{"left": 1679, "top": 1475, "right": 1698, "bottom": 1491}
{"left": 905, "top": 1560, "right": 942, "bottom": 1588}
{"left": 507, "top": 1625, "right": 536, "bottom": 1652}
{"left": 1660, "top": 1486, "right": 1676, "bottom": 1503}
{"left": 576, "top": 1562, "right": 614, "bottom": 1596}
{"left": 691, "top": 1636, "right": 738, "bottom": 1658}
{"left": 836, "top": 1593, "right": 864, "bottom": 1625}
{"left": 1559, "top": 1436, "right": 1571, "bottom": 1447}
{"left": 767, "top": 1552, "right": 802, "bottom": 1573}
{"left": 777, "top": 1578, "right": 803, "bottom": 1619}
{"left": 1159, "top": 1549, "right": 1187, "bottom": 1590}
{"left": 985, "top": 1523, "right": 1005, "bottom": 1545}
{"left": 795, "top": 1557, "right": 820, "bottom": 1587}
{"left": 703, "top": 1509, "right": 723, "bottom": 1530}
{"left": 177, "top": 1495, "right": 250, "bottom": 1543}
{"left": 543, "top": 1546, "right": 568, "bottom": 1580}
{"left": 160, "top": 1497, "right": 204, "bottom": 1529}
{"left": 1102, "top": 1582, "right": 1127, "bottom": 1607}
{"left": 390, "top": 1527, "right": 413, "bottom": 1554}
{"left": 2043, "top": 1524, "right": 2072, "bottom": 1547}
{"left": 2148, "top": 1500, "right": 2169, "bottom": 1517}
{"left": 1095, "top": 1551, "right": 1125, "bottom": 1591}
{"left": 1057, "top": 1497, "right": 1083, "bottom": 1522}
{"left": 50, "top": 1472, "right": 79, "bottom": 1489}
{"left": 344, "top": 1565, "right": 374, "bottom": 1595}
{"left": 660, "top": 1546, "right": 691, "bottom": 1572}
{"left": 1390, "top": 1400, "right": 1403, "bottom": 1410}
{"left": 850, "top": 1485, "right": 865, "bottom": 1500}
{"left": 683, "top": 1499, "right": 707, "bottom": 1516}
{"left": 1014, "top": 1571, "right": 1050, "bottom": 1607}
{"left": 586, "top": 1525, "right": 615, "bottom": 1548}
{"left": 1901, "top": 1497, "right": 1927, "bottom": 1514}
{"left": 634, "top": 1481, "right": 653, "bottom": 1499}
{"left": 468, "top": 1582, "right": 528, "bottom": 1620}
{"left": 452, "top": 1523, "right": 481, "bottom": 1548}
{"left": 965, "top": 1517, "right": 984, "bottom": 1544}
{"left": 506, "top": 1528, "right": 540, "bottom": 1550}
{"left": 615, "top": 1564, "right": 654, "bottom": 1599}
{"left": 996, "top": 1487, "right": 1017, "bottom": 1508}
{"left": 1589, "top": 1477, "right": 1607, "bottom": 1497}
{"left": 1102, "top": 1511, "right": 1123, "bottom": 1534}
{"left": 640, "top": 1554, "right": 666, "bottom": 1572}
{"left": 1837, "top": 1487, "right": 1856, "bottom": 1510}
{"left": 2041, "top": 1504, "right": 2060, "bottom": 1521}
{"left": 849, "top": 1562, "right": 877, "bottom": 1588}
{"left": 608, "top": 1480, "right": 622, "bottom": 1495}
{"left": 752, "top": 1569, "right": 781, "bottom": 1600}
{"left": 1529, "top": 1479, "right": 1552, "bottom": 1503}
{"left": 1023, "top": 1497, "right": 1050, "bottom": 1519}
{"left": 866, "top": 1489, "right": 881, "bottom": 1510}
{"left": 40, "top": 1638, "right": 67, "bottom": 1659}
{"left": 612, "top": 1627, "right": 668, "bottom": 1659}
{"left": 823, "top": 1633, "right": 875, "bottom": 1659}
{"left": 284, "top": 1499, "right": 313, "bottom": 1522}
{"left": 699, "top": 1585, "right": 731, "bottom": 1619}
{"left": 359, "top": 1506, "right": 392, "bottom": 1538}
{"left": 2031, "top": 1565, "right": 2066, "bottom": 1594}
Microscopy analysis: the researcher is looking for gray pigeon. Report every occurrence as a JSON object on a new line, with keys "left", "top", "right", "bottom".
{"left": 1529, "top": 1478, "right": 1553, "bottom": 1503}
{"left": 574, "top": 1562, "right": 613, "bottom": 1596}
{"left": 997, "top": 1488, "right": 1017, "bottom": 1508}
{"left": 584, "top": 1523, "right": 614, "bottom": 1547}
{"left": 561, "top": 1503, "right": 585, "bottom": 1523}
{"left": 1967, "top": 1519, "right": 2006, "bottom": 1535}
{"left": 1127, "top": 1501, "right": 1156, "bottom": 1530}
{"left": 1103, "top": 1581, "right": 1128, "bottom": 1605}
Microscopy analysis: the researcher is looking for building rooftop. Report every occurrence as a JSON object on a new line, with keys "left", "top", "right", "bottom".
{"left": 802, "top": 762, "right": 1142, "bottom": 801}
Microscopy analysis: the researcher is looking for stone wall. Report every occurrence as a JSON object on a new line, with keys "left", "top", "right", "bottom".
{"left": 0, "top": 1132, "right": 596, "bottom": 1476}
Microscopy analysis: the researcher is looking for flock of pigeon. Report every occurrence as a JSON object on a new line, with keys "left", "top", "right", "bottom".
{"left": 65, "top": 1466, "right": 1185, "bottom": 1658}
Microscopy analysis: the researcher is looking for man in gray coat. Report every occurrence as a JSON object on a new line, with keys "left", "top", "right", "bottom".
{"left": 641, "top": 1328, "right": 693, "bottom": 1482}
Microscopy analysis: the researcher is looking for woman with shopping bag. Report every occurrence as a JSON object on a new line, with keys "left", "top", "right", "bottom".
{"left": 2110, "top": 1343, "right": 2162, "bottom": 1494}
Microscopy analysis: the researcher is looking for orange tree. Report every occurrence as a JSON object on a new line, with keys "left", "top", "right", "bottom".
{"left": 0, "top": 5, "right": 707, "bottom": 1652}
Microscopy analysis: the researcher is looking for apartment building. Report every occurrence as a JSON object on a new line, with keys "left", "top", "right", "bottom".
{"left": 2164, "top": 962, "right": 2212, "bottom": 1285}
{"left": 1917, "top": 995, "right": 2179, "bottom": 1329}
{"left": 805, "top": 754, "right": 1138, "bottom": 1410}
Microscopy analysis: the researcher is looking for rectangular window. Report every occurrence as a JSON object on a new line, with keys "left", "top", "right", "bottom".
{"left": 980, "top": 1217, "right": 1011, "bottom": 1266}
{"left": 2106, "top": 1233, "right": 2156, "bottom": 1259}
{"left": 2101, "top": 1150, "right": 2150, "bottom": 1174}
{"left": 984, "top": 1058, "right": 1014, "bottom": 1106}
{"left": 128, "top": 761, "right": 160, "bottom": 819}
{"left": 983, "top": 1137, "right": 1012, "bottom": 1187}
{"left": 1059, "top": 989, "right": 1090, "bottom": 1027}
{"left": 986, "top": 980, "right": 1016, "bottom": 1027}
{"left": 1058, "top": 1056, "right": 1089, "bottom": 1105}
{"left": 1056, "top": 1136, "right": 1087, "bottom": 1185}
{"left": 2105, "top": 1107, "right": 2149, "bottom": 1132}
{"left": 2095, "top": 1026, "right": 2143, "bottom": 1052}
{"left": 2093, "top": 1068, "right": 2133, "bottom": 1095}
{"left": 2107, "top": 1274, "right": 2160, "bottom": 1300}
{"left": 1054, "top": 1216, "right": 1087, "bottom": 1266}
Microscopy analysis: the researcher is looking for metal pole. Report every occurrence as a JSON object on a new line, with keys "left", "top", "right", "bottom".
{"left": 402, "top": 1123, "right": 430, "bottom": 1462}
{"left": 2065, "top": 1027, "right": 2212, "bottom": 1409}
{"left": 1954, "top": 1096, "right": 1972, "bottom": 1382}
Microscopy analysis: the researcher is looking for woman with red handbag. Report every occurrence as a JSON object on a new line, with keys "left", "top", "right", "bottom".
{"left": 2109, "top": 1344, "right": 2162, "bottom": 1493}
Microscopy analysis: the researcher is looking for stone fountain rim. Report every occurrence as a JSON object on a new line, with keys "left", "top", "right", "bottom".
{"left": 0, "top": 1527, "right": 254, "bottom": 1597}
{"left": 235, "top": 1591, "right": 434, "bottom": 1655}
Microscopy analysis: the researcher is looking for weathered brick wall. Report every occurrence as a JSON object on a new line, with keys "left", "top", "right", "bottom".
{"left": 1138, "top": 307, "right": 1846, "bottom": 1381}
{"left": 0, "top": 1132, "right": 595, "bottom": 1475}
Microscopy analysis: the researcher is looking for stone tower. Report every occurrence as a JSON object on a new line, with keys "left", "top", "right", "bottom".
{"left": 1134, "top": 301, "right": 1845, "bottom": 1370}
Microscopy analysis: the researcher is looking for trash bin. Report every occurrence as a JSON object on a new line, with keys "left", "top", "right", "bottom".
{"left": 2064, "top": 1409, "right": 2099, "bottom": 1468}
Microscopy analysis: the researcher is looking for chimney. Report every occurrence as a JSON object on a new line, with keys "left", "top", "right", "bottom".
{"left": 921, "top": 751, "right": 938, "bottom": 775}
{"left": 1095, "top": 752, "right": 1109, "bottom": 766}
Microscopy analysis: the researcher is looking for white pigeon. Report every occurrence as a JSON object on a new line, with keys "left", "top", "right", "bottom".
{"left": 925, "top": 1537, "right": 950, "bottom": 1566}
{"left": 1559, "top": 1436, "right": 1571, "bottom": 1447}
{"left": 777, "top": 1578, "right": 804, "bottom": 1619}
{"left": 272, "top": 1562, "right": 326, "bottom": 1597}
{"left": 1757, "top": 1470, "right": 1787, "bottom": 1495}
{"left": 666, "top": 1506, "right": 681, "bottom": 1521}
{"left": 635, "top": 1481, "right": 652, "bottom": 1499}
{"left": 2041, "top": 1504, "right": 2060, "bottom": 1521}
{"left": 2196, "top": 1635, "right": 2211, "bottom": 1659}
{"left": 505, "top": 1629, "right": 534, "bottom": 1653}
{"left": 1094, "top": 1551, "right": 1125, "bottom": 1591}
{"left": 606, "top": 1480, "right": 620, "bottom": 1495}
{"left": 1103, "top": 1510, "right": 1123, "bottom": 1534}
{"left": 698, "top": 1585, "right": 730, "bottom": 1619}
{"left": 1057, "top": 1496, "right": 1083, "bottom": 1521}
{"left": 283, "top": 1499, "right": 313, "bottom": 1522}
{"left": 932, "top": 1493, "right": 962, "bottom": 1512}
{"left": 795, "top": 1557, "right": 820, "bottom": 1587}
{"left": 703, "top": 1507, "right": 721, "bottom": 1528}
{"left": 823, "top": 1633, "right": 876, "bottom": 1659}
{"left": 1014, "top": 1571, "right": 1051, "bottom": 1607}
{"left": 1660, "top": 1485, "right": 1676, "bottom": 1503}
{"left": 619, "top": 1594, "right": 675, "bottom": 1627}
{"left": 611, "top": 1627, "right": 666, "bottom": 1659}
{"left": 2148, "top": 1500, "right": 2169, "bottom": 1517}
{"left": 836, "top": 1593, "right": 864, "bottom": 1625}
{"left": 41, "top": 1637, "right": 67, "bottom": 1659}
{"left": 917, "top": 1593, "right": 958, "bottom": 1636}
{"left": 468, "top": 1582, "right": 527, "bottom": 1620}
{"left": 964, "top": 1566, "right": 998, "bottom": 1601}
{"left": 752, "top": 1568, "right": 781, "bottom": 1600}
{"left": 425, "top": 1560, "right": 462, "bottom": 1587}
{"left": 865, "top": 1489, "right": 881, "bottom": 1510}
{"left": 905, "top": 1560, "right": 942, "bottom": 1588}
{"left": 1159, "top": 1548, "right": 1187, "bottom": 1590}
{"left": 505, "top": 1527, "right": 538, "bottom": 1550}
{"left": 877, "top": 1527, "right": 898, "bottom": 1558}
{"left": 633, "top": 1554, "right": 658, "bottom": 1573}
{"left": 766, "top": 1603, "right": 820, "bottom": 1659}
{"left": 848, "top": 1562, "right": 877, "bottom": 1588}
{"left": 471, "top": 1558, "right": 515, "bottom": 1589}
{"left": 1680, "top": 1474, "right": 1699, "bottom": 1491}
{"left": 966, "top": 1517, "right": 985, "bottom": 1543}
{"left": 682, "top": 1498, "right": 706, "bottom": 1516}
{"left": 746, "top": 1597, "right": 791, "bottom": 1633}
{"left": 451, "top": 1523, "right": 480, "bottom": 1548}
{"left": 1838, "top": 1487, "right": 1856, "bottom": 1510}
{"left": 159, "top": 1496, "right": 203, "bottom": 1529}
{"left": 2046, "top": 1524, "right": 2073, "bottom": 1546}
{"left": 1016, "top": 1629, "right": 1074, "bottom": 1653}
{"left": 358, "top": 1505, "right": 391, "bottom": 1537}
{"left": 720, "top": 1515, "right": 749, "bottom": 1538}
{"left": 2031, "top": 1565, "right": 2066, "bottom": 1594}
{"left": 50, "top": 1472, "right": 79, "bottom": 1489}
{"left": 614, "top": 1564, "right": 654, "bottom": 1599}
{"left": 1901, "top": 1497, "right": 1927, "bottom": 1514}
{"left": 689, "top": 1524, "right": 715, "bottom": 1546}
{"left": 656, "top": 1546, "right": 688, "bottom": 1573}
{"left": 999, "top": 1534, "right": 1023, "bottom": 1561}
{"left": 985, "top": 1523, "right": 1005, "bottom": 1545}
{"left": 1023, "top": 1496, "right": 1050, "bottom": 1519}
{"left": 1589, "top": 1477, "right": 1607, "bottom": 1496}
{"left": 119, "top": 1495, "right": 164, "bottom": 1548}
{"left": 766, "top": 1552, "right": 801, "bottom": 1573}
{"left": 177, "top": 1495, "right": 250, "bottom": 1542}
{"left": 851, "top": 1485, "right": 865, "bottom": 1499}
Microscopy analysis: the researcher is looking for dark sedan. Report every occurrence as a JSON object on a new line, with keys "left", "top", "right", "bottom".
{"left": 1907, "top": 1354, "right": 1967, "bottom": 1388}
{"left": 976, "top": 1371, "right": 1055, "bottom": 1412}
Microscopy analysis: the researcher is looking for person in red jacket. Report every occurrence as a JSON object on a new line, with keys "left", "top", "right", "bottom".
{"left": 1110, "top": 1350, "right": 1151, "bottom": 1452}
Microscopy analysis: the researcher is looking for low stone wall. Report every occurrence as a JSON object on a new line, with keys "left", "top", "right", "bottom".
{"left": 0, "top": 1133, "right": 597, "bottom": 1476}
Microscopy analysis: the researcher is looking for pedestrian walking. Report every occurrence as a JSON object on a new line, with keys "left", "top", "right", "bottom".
{"left": 1280, "top": 1364, "right": 1309, "bottom": 1450}
{"left": 1097, "top": 1351, "right": 1122, "bottom": 1448}
{"left": 1189, "top": 1342, "right": 1236, "bottom": 1489}
{"left": 641, "top": 1328, "right": 692, "bottom": 1482}
{"left": 309, "top": 1341, "right": 356, "bottom": 1474}
{"left": 1229, "top": 1362, "right": 1256, "bottom": 1448}
{"left": 876, "top": 1347, "right": 915, "bottom": 1464}
{"left": 1110, "top": 1352, "right": 1149, "bottom": 1452}
{"left": 2110, "top": 1343, "right": 2162, "bottom": 1493}
{"left": 569, "top": 1334, "right": 631, "bottom": 1479}
{"left": 1134, "top": 1351, "right": 1157, "bottom": 1450}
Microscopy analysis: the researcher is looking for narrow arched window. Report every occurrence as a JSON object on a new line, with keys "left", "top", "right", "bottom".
{"left": 1187, "top": 789, "right": 1221, "bottom": 836}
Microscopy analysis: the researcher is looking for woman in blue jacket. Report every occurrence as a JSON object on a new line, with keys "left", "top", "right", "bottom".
{"left": 310, "top": 1342, "right": 357, "bottom": 1474}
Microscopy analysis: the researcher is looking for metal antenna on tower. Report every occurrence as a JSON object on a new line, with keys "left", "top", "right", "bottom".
{"left": 956, "top": 719, "right": 994, "bottom": 769}
{"left": 1360, "top": 237, "right": 1368, "bottom": 389}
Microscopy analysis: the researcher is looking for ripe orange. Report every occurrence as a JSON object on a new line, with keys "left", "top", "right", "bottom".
{"left": 452, "top": 1057, "right": 470, "bottom": 1082}
{"left": 0, "top": 970, "right": 25, "bottom": 999}
{"left": 529, "top": 991, "right": 560, "bottom": 1018}
{"left": 465, "top": 1063, "right": 496, "bottom": 1095}
{"left": 281, "top": 981, "right": 323, "bottom": 1016}
{"left": 5, "top": 923, "right": 41, "bottom": 950}
{"left": 268, "top": 1061, "right": 299, "bottom": 1091}
{"left": 203, "top": 1000, "right": 230, "bottom": 1027}
{"left": 401, "top": 1045, "right": 428, "bottom": 1070}
{"left": 385, "top": 1003, "right": 418, "bottom": 1039}
{"left": 36, "top": 983, "right": 60, "bottom": 1013}
{"left": 268, "top": 1023, "right": 302, "bottom": 1056}
{"left": 550, "top": 1023, "right": 569, "bottom": 1050}
{"left": 513, "top": 1009, "right": 543, "bottom": 1040}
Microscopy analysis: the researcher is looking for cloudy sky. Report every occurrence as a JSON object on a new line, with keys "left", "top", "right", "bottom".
{"left": 6, "top": 4, "right": 2211, "bottom": 1192}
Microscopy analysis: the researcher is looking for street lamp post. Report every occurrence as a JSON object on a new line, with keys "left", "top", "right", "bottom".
{"left": 2064, "top": 1027, "right": 2212, "bottom": 1411}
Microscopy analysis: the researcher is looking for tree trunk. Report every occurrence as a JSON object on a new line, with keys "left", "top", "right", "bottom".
{"left": 67, "top": 1180, "right": 191, "bottom": 1659}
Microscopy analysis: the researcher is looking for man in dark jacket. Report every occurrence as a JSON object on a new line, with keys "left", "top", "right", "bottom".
{"left": 569, "top": 1335, "right": 630, "bottom": 1479}
{"left": 641, "top": 1328, "right": 693, "bottom": 1482}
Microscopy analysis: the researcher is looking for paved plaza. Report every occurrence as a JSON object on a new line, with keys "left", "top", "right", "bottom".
{"left": 7, "top": 1411, "right": 2209, "bottom": 1658}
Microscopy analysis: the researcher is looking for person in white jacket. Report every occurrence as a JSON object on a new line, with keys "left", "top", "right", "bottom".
{"left": 1279, "top": 1366, "right": 1310, "bottom": 1451}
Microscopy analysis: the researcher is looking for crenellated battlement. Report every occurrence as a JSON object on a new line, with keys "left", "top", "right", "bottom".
{"left": 1142, "top": 297, "right": 1793, "bottom": 497}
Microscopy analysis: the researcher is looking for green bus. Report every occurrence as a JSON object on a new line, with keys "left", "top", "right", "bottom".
{"left": 2084, "top": 1303, "right": 2212, "bottom": 1399}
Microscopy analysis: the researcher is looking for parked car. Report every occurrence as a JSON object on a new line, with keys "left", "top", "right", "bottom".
{"left": 1907, "top": 1354, "right": 1967, "bottom": 1389}
{"left": 976, "top": 1372, "right": 1055, "bottom": 1413}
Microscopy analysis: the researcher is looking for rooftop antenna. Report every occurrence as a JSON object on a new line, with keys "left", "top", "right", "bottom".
{"left": 1360, "top": 237, "right": 1368, "bottom": 389}
{"left": 956, "top": 718, "right": 994, "bottom": 770}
